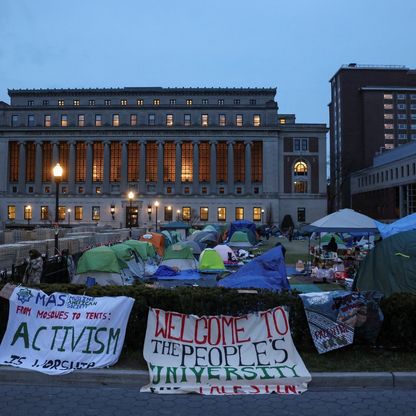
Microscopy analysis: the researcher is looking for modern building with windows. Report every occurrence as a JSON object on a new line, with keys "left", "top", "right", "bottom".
{"left": 0, "top": 87, "right": 327, "bottom": 229}
{"left": 329, "top": 64, "right": 416, "bottom": 212}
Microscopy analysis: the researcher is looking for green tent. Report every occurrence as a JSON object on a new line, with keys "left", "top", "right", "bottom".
{"left": 163, "top": 242, "right": 194, "bottom": 260}
{"left": 354, "top": 230, "right": 416, "bottom": 296}
{"left": 110, "top": 243, "right": 135, "bottom": 267}
{"left": 320, "top": 233, "right": 344, "bottom": 245}
{"left": 228, "top": 231, "right": 253, "bottom": 248}
{"left": 124, "top": 240, "right": 156, "bottom": 260}
{"left": 198, "top": 248, "right": 225, "bottom": 273}
{"left": 77, "top": 246, "right": 122, "bottom": 274}
{"left": 202, "top": 225, "right": 217, "bottom": 233}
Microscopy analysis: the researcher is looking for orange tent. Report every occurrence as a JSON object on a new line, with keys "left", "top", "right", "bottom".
{"left": 139, "top": 232, "right": 165, "bottom": 256}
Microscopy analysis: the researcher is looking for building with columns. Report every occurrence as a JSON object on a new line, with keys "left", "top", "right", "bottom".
{"left": 0, "top": 87, "right": 327, "bottom": 229}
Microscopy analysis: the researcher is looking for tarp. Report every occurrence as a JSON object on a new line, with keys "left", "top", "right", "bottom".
{"left": 198, "top": 248, "right": 226, "bottom": 273}
{"left": 76, "top": 246, "right": 121, "bottom": 274}
{"left": 353, "top": 230, "right": 416, "bottom": 296}
{"left": 141, "top": 307, "right": 311, "bottom": 395}
{"left": 303, "top": 209, "right": 378, "bottom": 233}
{"left": 218, "top": 246, "right": 290, "bottom": 291}
{"left": 375, "top": 213, "right": 416, "bottom": 239}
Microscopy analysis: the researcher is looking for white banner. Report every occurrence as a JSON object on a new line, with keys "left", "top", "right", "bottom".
{"left": 0, "top": 286, "right": 134, "bottom": 375}
{"left": 141, "top": 307, "right": 311, "bottom": 395}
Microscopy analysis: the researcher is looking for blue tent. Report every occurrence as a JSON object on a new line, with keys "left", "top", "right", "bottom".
{"left": 218, "top": 246, "right": 290, "bottom": 291}
{"left": 375, "top": 213, "right": 416, "bottom": 239}
{"left": 227, "top": 220, "right": 258, "bottom": 242}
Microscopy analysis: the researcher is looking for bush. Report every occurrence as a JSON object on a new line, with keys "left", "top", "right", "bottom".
{"left": 0, "top": 283, "right": 415, "bottom": 352}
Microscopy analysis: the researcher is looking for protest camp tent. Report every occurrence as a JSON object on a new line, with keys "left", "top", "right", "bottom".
{"left": 110, "top": 243, "right": 144, "bottom": 279}
{"left": 213, "top": 244, "right": 238, "bottom": 263}
{"left": 353, "top": 230, "right": 416, "bottom": 296}
{"left": 218, "top": 246, "right": 289, "bottom": 291}
{"left": 140, "top": 232, "right": 165, "bottom": 256}
{"left": 182, "top": 239, "right": 206, "bottom": 255}
{"left": 74, "top": 246, "right": 129, "bottom": 285}
{"left": 160, "top": 242, "right": 197, "bottom": 271}
{"left": 228, "top": 230, "right": 253, "bottom": 248}
{"left": 123, "top": 240, "right": 156, "bottom": 261}
{"left": 227, "top": 220, "right": 258, "bottom": 241}
{"left": 189, "top": 230, "right": 218, "bottom": 246}
{"left": 375, "top": 213, "right": 416, "bottom": 239}
{"left": 198, "top": 248, "right": 226, "bottom": 273}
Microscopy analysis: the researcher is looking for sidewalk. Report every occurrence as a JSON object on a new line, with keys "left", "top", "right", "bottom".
{"left": 0, "top": 367, "right": 415, "bottom": 389}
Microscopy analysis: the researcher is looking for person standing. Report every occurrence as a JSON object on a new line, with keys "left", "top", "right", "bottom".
{"left": 23, "top": 249, "right": 43, "bottom": 285}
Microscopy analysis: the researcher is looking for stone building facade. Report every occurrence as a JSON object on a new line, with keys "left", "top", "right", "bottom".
{"left": 0, "top": 87, "right": 327, "bottom": 229}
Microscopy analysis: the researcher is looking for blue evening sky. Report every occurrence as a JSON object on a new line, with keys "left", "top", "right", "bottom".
{"left": 1, "top": 0, "right": 416, "bottom": 124}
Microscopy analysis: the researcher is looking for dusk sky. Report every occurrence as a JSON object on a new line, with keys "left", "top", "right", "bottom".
{"left": 1, "top": 0, "right": 416, "bottom": 124}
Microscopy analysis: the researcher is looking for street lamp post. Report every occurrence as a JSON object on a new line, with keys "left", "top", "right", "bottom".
{"left": 154, "top": 201, "right": 159, "bottom": 231}
{"left": 261, "top": 208, "right": 265, "bottom": 224}
{"left": 53, "top": 163, "right": 63, "bottom": 255}
{"left": 128, "top": 191, "right": 134, "bottom": 238}
{"left": 67, "top": 208, "right": 71, "bottom": 226}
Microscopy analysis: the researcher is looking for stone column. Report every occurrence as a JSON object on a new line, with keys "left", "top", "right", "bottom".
{"left": 192, "top": 141, "right": 199, "bottom": 194}
{"left": 120, "top": 140, "right": 128, "bottom": 195}
{"left": 18, "top": 141, "right": 26, "bottom": 193}
{"left": 210, "top": 141, "right": 217, "bottom": 194}
{"left": 175, "top": 141, "right": 182, "bottom": 193}
{"left": 103, "top": 140, "right": 111, "bottom": 194}
{"left": 157, "top": 140, "right": 164, "bottom": 194}
{"left": 68, "top": 141, "right": 76, "bottom": 195}
{"left": 35, "top": 141, "right": 43, "bottom": 194}
{"left": 227, "top": 141, "right": 234, "bottom": 193}
{"left": 139, "top": 141, "right": 146, "bottom": 194}
{"left": 52, "top": 141, "right": 59, "bottom": 165}
{"left": 85, "top": 141, "right": 93, "bottom": 194}
{"left": 245, "top": 141, "right": 252, "bottom": 194}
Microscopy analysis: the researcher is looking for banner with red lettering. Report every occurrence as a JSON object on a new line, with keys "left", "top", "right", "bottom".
{"left": 0, "top": 286, "right": 134, "bottom": 375}
{"left": 141, "top": 307, "right": 311, "bottom": 395}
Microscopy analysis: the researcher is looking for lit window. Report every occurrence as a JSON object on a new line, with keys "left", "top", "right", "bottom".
{"left": 120, "top": 99, "right": 128, "bottom": 106}
{"left": 58, "top": 206, "right": 66, "bottom": 221}
{"left": 44, "top": 115, "right": 51, "bottom": 127}
{"left": 137, "top": 99, "right": 144, "bottom": 106}
{"left": 384, "top": 104, "right": 393, "bottom": 109}
{"left": 253, "top": 114, "right": 261, "bottom": 127}
{"left": 219, "top": 114, "right": 226, "bottom": 126}
{"left": 41, "top": 206, "right": 49, "bottom": 220}
{"left": 236, "top": 114, "right": 243, "bottom": 127}
{"left": 253, "top": 207, "right": 261, "bottom": 222}
{"left": 73, "top": 99, "right": 80, "bottom": 106}
{"left": 235, "top": 207, "right": 244, "bottom": 220}
{"left": 294, "top": 161, "right": 308, "bottom": 175}
{"left": 148, "top": 114, "right": 155, "bottom": 126}
{"left": 217, "top": 207, "right": 226, "bottom": 221}
{"left": 23, "top": 205, "right": 32, "bottom": 221}
{"left": 153, "top": 99, "right": 160, "bottom": 106}
{"left": 384, "top": 133, "right": 394, "bottom": 140}
{"left": 279, "top": 118, "right": 286, "bottom": 125}
{"left": 89, "top": 99, "right": 95, "bottom": 106}
{"left": 164, "top": 206, "right": 173, "bottom": 221}
{"left": 182, "top": 207, "right": 191, "bottom": 221}
{"left": 384, "top": 124, "right": 394, "bottom": 129}
{"left": 384, "top": 114, "right": 393, "bottom": 119}
{"left": 61, "top": 115, "right": 68, "bottom": 127}
{"left": 8, "top": 205, "right": 16, "bottom": 220}
{"left": 383, "top": 94, "right": 393, "bottom": 100}
{"left": 169, "top": 99, "right": 176, "bottom": 106}
{"left": 95, "top": 114, "right": 102, "bottom": 127}
{"left": 58, "top": 100, "right": 65, "bottom": 106}
{"left": 75, "top": 206, "right": 83, "bottom": 220}
{"left": 112, "top": 114, "right": 120, "bottom": 127}
{"left": 130, "top": 114, "right": 137, "bottom": 126}
{"left": 96, "top": 187, "right": 101, "bottom": 194}
{"left": 166, "top": 114, "right": 174, "bottom": 127}
{"left": 186, "top": 99, "right": 193, "bottom": 106}
{"left": 92, "top": 206, "right": 100, "bottom": 221}
{"left": 105, "top": 99, "right": 111, "bottom": 106}
{"left": 218, "top": 99, "right": 224, "bottom": 105}
{"left": 184, "top": 114, "right": 191, "bottom": 126}
{"left": 200, "top": 207, "right": 209, "bottom": 221}
{"left": 201, "top": 114, "right": 208, "bottom": 127}
{"left": 294, "top": 180, "right": 308, "bottom": 193}
{"left": 78, "top": 114, "right": 85, "bottom": 127}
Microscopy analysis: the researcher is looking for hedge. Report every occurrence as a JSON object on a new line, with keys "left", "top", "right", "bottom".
{"left": 1, "top": 283, "right": 415, "bottom": 352}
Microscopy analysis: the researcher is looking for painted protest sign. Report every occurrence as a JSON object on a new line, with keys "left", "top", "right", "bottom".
{"left": 0, "top": 286, "right": 134, "bottom": 374}
{"left": 141, "top": 307, "right": 311, "bottom": 395}
{"left": 300, "top": 291, "right": 384, "bottom": 354}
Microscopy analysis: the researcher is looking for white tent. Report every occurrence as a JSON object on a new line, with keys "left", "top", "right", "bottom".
{"left": 303, "top": 209, "right": 378, "bottom": 233}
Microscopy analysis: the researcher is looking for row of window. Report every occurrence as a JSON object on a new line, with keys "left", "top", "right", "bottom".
{"left": 384, "top": 104, "right": 416, "bottom": 110}
{"left": 8, "top": 205, "right": 265, "bottom": 222}
{"left": 358, "top": 162, "right": 416, "bottom": 187}
{"left": 383, "top": 94, "right": 416, "bottom": 100}
{"left": 11, "top": 113, "right": 262, "bottom": 128}
{"left": 384, "top": 113, "right": 416, "bottom": 120}
{"left": 25, "top": 98, "right": 258, "bottom": 107}
{"left": 384, "top": 123, "right": 416, "bottom": 130}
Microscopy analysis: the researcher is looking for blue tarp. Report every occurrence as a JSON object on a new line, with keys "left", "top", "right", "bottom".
{"left": 375, "top": 213, "right": 416, "bottom": 239}
{"left": 218, "top": 246, "right": 290, "bottom": 291}
{"left": 153, "top": 269, "right": 203, "bottom": 280}
{"left": 227, "top": 220, "right": 257, "bottom": 241}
